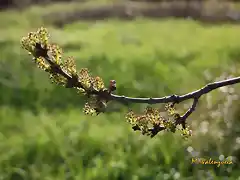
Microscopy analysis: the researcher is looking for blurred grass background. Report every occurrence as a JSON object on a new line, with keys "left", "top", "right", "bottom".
{"left": 1, "top": 0, "right": 240, "bottom": 179}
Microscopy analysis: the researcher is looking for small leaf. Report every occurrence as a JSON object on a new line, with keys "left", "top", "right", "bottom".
{"left": 93, "top": 76, "right": 105, "bottom": 91}
{"left": 21, "top": 27, "right": 50, "bottom": 57}
{"left": 49, "top": 73, "right": 67, "bottom": 86}
{"left": 126, "top": 110, "right": 137, "bottom": 125}
{"left": 49, "top": 44, "right": 62, "bottom": 64}
{"left": 63, "top": 56, "right": 76, "bottom": 74}
{"left": 78, "top": 68, "right": 92, "bottom": 89}
{"left": 83, "top": 102, "right": 97, "bottom": 116}
{"left": 77, "top": 87, "right": 86, "bottom": 95}
{"left": 180, "top": 126, "right": 192, "bottom": 139}
{"left": 34, "top": 57, "right": 50, "bottom": 72}
{"left": 37, "top": 27, "right": 49, "bottom": 48}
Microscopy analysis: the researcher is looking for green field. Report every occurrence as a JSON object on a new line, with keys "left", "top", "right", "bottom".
{"left": 0, "top": 3, "right": 240, "bottom": 180}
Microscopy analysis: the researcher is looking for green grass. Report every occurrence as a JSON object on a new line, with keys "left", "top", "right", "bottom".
{"left": 0, "top": 2, "right": 240, "bottom": 179}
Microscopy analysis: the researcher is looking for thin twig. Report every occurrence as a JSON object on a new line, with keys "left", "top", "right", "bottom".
{"left": 181, "top": 98, "right": 199, "bottom": 121}
{"left": 176, "top": 97, "right": 199, "bottom": 129}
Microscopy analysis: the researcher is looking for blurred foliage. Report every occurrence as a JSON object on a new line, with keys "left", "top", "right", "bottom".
{"left": 1, "top": 0, "right": 240, "bottom": 9}
{"left": 0, "top": 2, "right": 240, "bottom": 179}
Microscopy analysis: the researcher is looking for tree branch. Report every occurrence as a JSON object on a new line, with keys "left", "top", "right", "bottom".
{"left": 35, "top": 42, "right": 240, "bottom": 137}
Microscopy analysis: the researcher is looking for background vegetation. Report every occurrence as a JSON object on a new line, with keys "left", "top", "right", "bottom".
{"left": 0, "top": 1, "right": 240, "bottom": 179}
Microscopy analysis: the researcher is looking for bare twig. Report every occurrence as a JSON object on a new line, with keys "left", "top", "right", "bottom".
{"left": 110, "top": 77, "right": 240, "bottom": 105}
{"left": 181, "top": 98, "right": 198, "bottom": 121}
{"left": 176, "top": 97, "right": 199, "bottom": 129}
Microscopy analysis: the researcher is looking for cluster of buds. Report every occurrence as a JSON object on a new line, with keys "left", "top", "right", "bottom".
{"left": 125, "top": 103, "right": 192, "bottom": 138}
{"left": 21, "top": 27, "right": 112, "bottom": 116}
